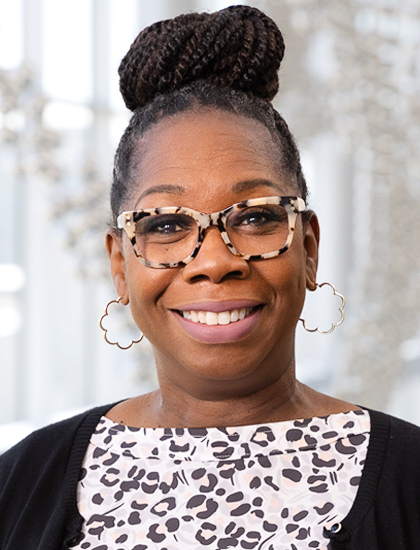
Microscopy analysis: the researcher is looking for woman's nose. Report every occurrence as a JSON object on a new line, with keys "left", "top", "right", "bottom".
{"left": 182, "top": 227, "right": 250, "bottom": 284}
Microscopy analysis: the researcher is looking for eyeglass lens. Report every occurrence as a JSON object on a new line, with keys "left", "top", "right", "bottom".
{"left": 134, "top": 204, "right": 290, "bottom": 264}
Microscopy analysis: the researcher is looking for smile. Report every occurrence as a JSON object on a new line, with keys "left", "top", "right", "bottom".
{"left": 172, "top": 302, "right": 263, "bottom": 344}
{"left": 179, "top": 307, "right": 254, "bottom": 326}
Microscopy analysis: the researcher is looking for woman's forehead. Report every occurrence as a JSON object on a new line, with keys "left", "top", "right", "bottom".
{"left": 130, "top": 111, "right": 292, "bottom": 207}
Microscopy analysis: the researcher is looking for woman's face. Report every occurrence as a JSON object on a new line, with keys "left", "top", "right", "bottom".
{"left": 107, "top": 110, "right": 319, "bottom": 399}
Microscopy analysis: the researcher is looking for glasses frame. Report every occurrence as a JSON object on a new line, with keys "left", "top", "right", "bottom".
{"left": 117, "top": 195, "right": 306, "bottom": 269}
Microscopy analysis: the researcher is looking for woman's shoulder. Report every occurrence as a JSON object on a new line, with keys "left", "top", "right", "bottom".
{"left": 366, "top": 408, "right": 420, "bottom": 475}
{"left": 368, "top": 407, "right": 420, "bottom": 440}
{"left": 0, "top": 402, "right": 117, "bottom": 474}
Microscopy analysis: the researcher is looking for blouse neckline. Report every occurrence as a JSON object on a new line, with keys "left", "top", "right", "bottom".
{"left": 92, "top": 409, "right": 370, "bottom": 462}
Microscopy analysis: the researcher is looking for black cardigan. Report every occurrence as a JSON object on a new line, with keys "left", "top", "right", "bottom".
{"left": 1, "top": 404, "right": 420, "bottom": 549}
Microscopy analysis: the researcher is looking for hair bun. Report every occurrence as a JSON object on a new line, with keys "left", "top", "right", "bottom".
{"left": 119, "top": 5, "right": 285, "bottom": 111}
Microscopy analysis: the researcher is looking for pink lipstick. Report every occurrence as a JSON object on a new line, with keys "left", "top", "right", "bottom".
{"left": 171, "top": 301, "right": 263, "bottom": 343}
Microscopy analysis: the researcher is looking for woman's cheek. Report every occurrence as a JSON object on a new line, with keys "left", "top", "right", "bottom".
{"left": 127, "top": 266, "right": 175, "bottom": 334}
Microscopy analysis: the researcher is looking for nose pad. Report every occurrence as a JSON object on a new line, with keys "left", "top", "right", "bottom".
{"left": 182, "top": 227, "right": 249, "bottom": 283}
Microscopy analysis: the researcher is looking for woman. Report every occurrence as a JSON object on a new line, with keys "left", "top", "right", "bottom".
{"left": 1, "top": 6, "right": 420, "bottom": 550}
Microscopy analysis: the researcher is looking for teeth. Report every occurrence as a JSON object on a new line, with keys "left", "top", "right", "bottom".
{"left": 230, "top": 309, "right": 239, "bottom": 322}
{"left": 198, "top": 311, "right": 207, "bottom": 324}
{"left": 218, "top": 311, "right": 231, "bottom": 325}
{"left": 206, "top": 312, "right": 218, "bottom": 326}
{"left": 181, "top": 307, "right": 253, "bottom": 326}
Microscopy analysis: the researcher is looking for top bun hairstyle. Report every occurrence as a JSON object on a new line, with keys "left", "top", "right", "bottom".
{"left": 111, "top": 5, "right": 307, "bottom": 227}
{"left": 118, "top": 6, "right": 284, "bottom": 111}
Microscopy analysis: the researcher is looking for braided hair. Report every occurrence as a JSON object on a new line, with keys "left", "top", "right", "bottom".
{"left": 111, "top": 5, "right": 308, "bottom": 227}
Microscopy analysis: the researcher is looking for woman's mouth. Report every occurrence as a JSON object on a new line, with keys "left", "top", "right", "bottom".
{"left": 172, "top": 303, "right": 263, "bottom": 343}
{"left": 179, "top": 307, "right": 254, "bottom": 326}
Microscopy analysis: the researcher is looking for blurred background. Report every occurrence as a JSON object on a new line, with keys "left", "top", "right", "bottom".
{"left": 1, "top": 0, "right": 419, "bottom": 452}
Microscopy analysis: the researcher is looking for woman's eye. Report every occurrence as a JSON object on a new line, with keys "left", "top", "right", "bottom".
{"left": 235, "top": 207, "right": 285, "bottom": 226}
{"left": 137, "top": 214, "right": 193, "bottom": 237}
{"left": 153, "top": 221, "right": 182, "bottom": 233}
{"left": 148, "top": 219, "right": 184, "bottom": 234}
{"left": 242, "top": 211, "right": 270, "bottom": 225}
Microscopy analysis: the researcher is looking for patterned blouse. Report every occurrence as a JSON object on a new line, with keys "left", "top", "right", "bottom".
{"left": 75, "top": 410, "right": 370, "bottom": 550}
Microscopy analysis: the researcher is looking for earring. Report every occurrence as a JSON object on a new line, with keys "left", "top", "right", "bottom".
{"left": 299, "top": 282, "right": 345, "bottom": 335}
{"left": 99, "top": 296, "right": 144, "bottom": 349}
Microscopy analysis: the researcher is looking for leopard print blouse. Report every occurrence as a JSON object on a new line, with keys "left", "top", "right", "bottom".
{"left": 75, "top": 410, "right": 370, "bottom": 550}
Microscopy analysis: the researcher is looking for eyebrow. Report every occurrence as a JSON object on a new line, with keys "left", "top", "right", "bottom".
{"left": 232, "top": 178, "right": 286, "bottom": 194}
{"left": 135, "top": 178, "right": 285, "bottom": 206}
{"left": 135, "top": 184, "right": 185, "bottom": 206}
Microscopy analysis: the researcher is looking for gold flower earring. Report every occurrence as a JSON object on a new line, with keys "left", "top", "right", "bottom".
{"left": 299, "top": 282, "right": 345, "bottom": 335}
{"left": 99, "top": 297, "right": 144, "bottom": 349}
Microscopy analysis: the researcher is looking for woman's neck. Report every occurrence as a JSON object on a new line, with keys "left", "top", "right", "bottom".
{"left": 106, "top": 375, "right": 359, "bottom": 429}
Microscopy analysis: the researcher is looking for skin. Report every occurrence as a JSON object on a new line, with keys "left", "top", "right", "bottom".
{"left": 106, "top": 110, "right": 357, "bottom": 428}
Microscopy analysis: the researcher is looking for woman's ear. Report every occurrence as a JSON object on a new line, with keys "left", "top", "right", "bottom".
{"left": 106, "top": 229, "right": 129, "bottom": 305}
{"left": 303, "top": 211, "right": 320, "bottom": 291}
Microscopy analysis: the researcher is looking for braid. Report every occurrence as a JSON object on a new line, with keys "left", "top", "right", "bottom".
{"left": 119, "top": 6, "right": 284, "bottom": 110}
{"left": 111, "top": 5, "right": 307, "bottom": 228}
